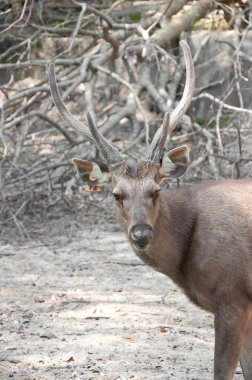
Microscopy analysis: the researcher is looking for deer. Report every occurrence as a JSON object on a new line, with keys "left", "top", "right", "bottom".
{"left": 48, "top": 41, "right": 252, "bottom": 380}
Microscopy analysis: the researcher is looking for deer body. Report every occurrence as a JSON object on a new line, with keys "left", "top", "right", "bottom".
{"left": 49, "top": 41, "right": 252, "bottom": 379}
{"left": 123, "top": 180, "right": 252, "bottom": 314}
{"left": 116, "top": 178, "right": 252, "bottom": 380}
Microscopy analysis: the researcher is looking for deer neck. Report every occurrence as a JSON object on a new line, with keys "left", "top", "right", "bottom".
{"left": 134, "top": 188, "right": 195, "bottom": 288}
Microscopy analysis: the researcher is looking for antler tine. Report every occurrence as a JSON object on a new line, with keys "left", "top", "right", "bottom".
{"left": 48, "top": 63, "right": 94, "bottom": 143}
{"left": 145, "top": 113, "right": 170, "bottom": 163}
{"left": 169, "top": 40, "right": 195, "bottom": 133}
{"left": 86, "top": 112, "right": 124, "bottom": 166}
{"left": 145, "top": 40, "right": 195, "bottom": 163}
{"left": 49, "top": 63, "right": 124, "bottom": 167}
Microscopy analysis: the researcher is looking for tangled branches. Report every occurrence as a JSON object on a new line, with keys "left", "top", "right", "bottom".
{"left": 0, "top": 0, "right": 252, "bottom": 240}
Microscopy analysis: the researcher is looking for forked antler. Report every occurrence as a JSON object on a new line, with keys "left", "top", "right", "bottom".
{"left": 85, "top": 112, "right": 124, "bottom": 165}
{"left": 48, "top": 64, "right": 124, "bottom": 166}
{"left": 49, "top": 40, "right": 194, "bottom": 167}
{"left": 145, "top": 40, "right": 195, "bottom": 163}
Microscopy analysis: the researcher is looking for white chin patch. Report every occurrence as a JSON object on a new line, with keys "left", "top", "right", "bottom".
{"left": 133, "top": 243, "right": 149, "bottom": 251}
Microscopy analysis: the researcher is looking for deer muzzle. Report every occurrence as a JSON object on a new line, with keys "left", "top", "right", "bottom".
{"left": 129, "top": 224, "right": 154, "bottom": 250}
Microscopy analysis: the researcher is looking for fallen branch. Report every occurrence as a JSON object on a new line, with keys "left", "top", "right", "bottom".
{"left": 193, "top": 92, "right": 252, "bottom": 115}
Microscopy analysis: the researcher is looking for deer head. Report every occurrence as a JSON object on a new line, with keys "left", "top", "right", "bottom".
{"left": 49, "top": 40, "right": 195, "bottom": 251}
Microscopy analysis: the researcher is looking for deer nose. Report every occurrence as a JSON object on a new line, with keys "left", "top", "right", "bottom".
{"left": 129, "top": 224, "right": 153, "bottom": 250}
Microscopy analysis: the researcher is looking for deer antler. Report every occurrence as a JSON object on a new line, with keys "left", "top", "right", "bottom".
{"left": 85, "top": 112, "right": 124, "bottom": 166}
{"left": 48, "top": 63, "right": 94, "bottom": 143}
{"left": 146, "top": 40, "right": 195, "bottom": 163}
{"left": 48, "top": 63, "right": 124, "bottom": 166}
{"left": 49, "top": 40, "right": 194, "bottom": 167}
{"left": 170, "top": 40, "right": 195, "bottom": 132}
{"left": 145, "top": 113, "right": 170, "bottom": 163}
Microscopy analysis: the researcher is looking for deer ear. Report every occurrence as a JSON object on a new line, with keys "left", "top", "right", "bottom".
{"left": 72, "top": 158, "right": 111, "bottom": 185}
{"left": 158, "top": 145, "right": 190, "bottom": 179}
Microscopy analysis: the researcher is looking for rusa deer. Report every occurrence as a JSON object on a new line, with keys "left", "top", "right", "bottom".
{"left": 48, "top": 41, "right": 252, "bottom": 380}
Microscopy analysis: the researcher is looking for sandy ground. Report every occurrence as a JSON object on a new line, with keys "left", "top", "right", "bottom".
{"left": 0, "top": 226, "right": 244, "bottom": 380}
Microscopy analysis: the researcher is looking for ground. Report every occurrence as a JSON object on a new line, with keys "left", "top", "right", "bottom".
{"left": 0, "top": 219, "right": 244, "bottom": 380}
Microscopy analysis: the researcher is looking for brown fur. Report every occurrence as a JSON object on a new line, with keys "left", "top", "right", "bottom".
{"left": 113, "top": 174, "right": 252, "bottom": 380}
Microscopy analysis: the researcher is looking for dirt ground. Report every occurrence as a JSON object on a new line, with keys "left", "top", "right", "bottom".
{"left": 0, "top": 216, "right": 244, "bottom": 380}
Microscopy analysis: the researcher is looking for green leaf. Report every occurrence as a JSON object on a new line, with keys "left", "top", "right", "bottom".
{"left": 190, "top": 10, "right": 200, "bottom": 18}
{"left": 220, "top": 114, "right": 229, "bottom": 124}
{"left": 130, "top": 13, "right": 141, "bottom": 22}
{"left": 196, "top": 117, "right": 205, "bottom": 126}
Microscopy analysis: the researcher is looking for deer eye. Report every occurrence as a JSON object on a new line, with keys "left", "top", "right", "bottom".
{"left": 113, "top": 192, "right": 123, "bottom": 202}
{"left": 151, "top": 188, "right": 161, "bottom": 203}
